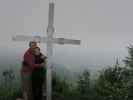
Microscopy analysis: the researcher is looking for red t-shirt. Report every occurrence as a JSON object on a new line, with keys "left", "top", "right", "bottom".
{"left": 21, "top": 48, "right": 41, "bottom": 75}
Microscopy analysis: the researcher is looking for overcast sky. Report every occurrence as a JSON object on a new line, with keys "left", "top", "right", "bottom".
{"left": 0, "top": 0, "right": 133, "bottom": 70}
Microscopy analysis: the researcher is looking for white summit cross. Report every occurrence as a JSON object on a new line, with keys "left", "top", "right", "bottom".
{"left": 12, "top": 1, "right": 81, "bottom": 100}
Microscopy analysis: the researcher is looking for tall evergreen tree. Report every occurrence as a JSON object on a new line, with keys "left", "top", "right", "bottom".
{"left": 124, "top": 45, "right": 133, "bottom": 68}
{"left": 76, "top": 70, "right": 90, "bottom": 100}
{"left": 123, "top": 45, "right": 133, "bottom": 100}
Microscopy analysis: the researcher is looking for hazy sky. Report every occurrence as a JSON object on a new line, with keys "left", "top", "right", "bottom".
{"left": 0, "top": 0, "right": 133, "bottom": 70}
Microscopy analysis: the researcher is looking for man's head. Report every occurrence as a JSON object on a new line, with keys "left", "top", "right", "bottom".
{"left": 29, "top": 41, "right": 37, "bottom": 51}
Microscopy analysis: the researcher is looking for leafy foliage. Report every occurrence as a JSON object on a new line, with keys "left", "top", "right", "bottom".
{"left": 0, "top": 69, "right": 21, "bottom": 100}
{"left": 76, "top": 70, "right": 90, "bottom": 100}
{"left": 94, "top": 66, "right": 131, "bottom": 100}
{"left": 124, "top": 45, "right": 133, "bottom": 68}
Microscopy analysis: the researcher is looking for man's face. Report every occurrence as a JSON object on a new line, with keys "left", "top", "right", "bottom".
{"left": 30, "top": 42, "right": 37, "bottom": 51}
{"left": 34, "top": 48, "right": 40, "bottom": 55}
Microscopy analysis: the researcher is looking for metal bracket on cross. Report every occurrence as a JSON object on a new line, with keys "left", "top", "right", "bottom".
{"left": 12, "top": 1, "right": 81, "bottom": 100}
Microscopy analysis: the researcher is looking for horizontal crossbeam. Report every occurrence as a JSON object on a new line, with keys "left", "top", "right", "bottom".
{"left": 53, "top": 38, "right": 81, "bottom": 45}
{"left": 12, "top": 35, "right": 81, "bottom": 45}
{"left": 12, "top": 35, "right": 47, "bottom": 42}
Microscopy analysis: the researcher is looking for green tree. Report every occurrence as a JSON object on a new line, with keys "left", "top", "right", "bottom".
{"left": 52, "top": 73, "right": 71, "bottom": 100}
{"left": 124, "top": 45, "right": 133, "bottom": 68}
{"left": 123, "top": 45, "right": 133, "bottom": 100}
{"left": 76, "top": 70, "right": 90, "bottom": 100}
{"left": 0, "top": 69, "right": 21, "bottom": 100}
{"left": 94, "top": 61, "right": 131, "bottom": 100}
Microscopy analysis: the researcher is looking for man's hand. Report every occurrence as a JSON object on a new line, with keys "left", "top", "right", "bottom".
{"left": 41, "top": 55, "right": 47, "bottom": 59}
{"left": 40, "top": 62, "right": 46, "bottom": 67}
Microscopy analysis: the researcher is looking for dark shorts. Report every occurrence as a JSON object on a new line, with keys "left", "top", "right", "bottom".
{"left": 31, "top": 67, "right": 46, "bottom": 82}
{"left": 31, "top": 67, "right": 46, "bottom": 100}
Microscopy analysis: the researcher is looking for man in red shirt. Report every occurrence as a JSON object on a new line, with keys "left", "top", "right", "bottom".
{"left": 21, "top": 41, "right": 44, "bottom": 100}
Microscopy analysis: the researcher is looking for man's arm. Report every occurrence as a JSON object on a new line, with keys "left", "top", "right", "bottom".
{"left": 41, "top": 54, "right": 47, "bottom": 63}
{"left": 40, "top": 53, "right": 47, "bottom": 67}
{"left": 24, "top": 53, "right": 41, "bottom": 68}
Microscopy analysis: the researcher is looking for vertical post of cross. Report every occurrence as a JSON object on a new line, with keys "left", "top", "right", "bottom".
{"left": 46, "top": 2, "right": 55, "bottom": 100}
